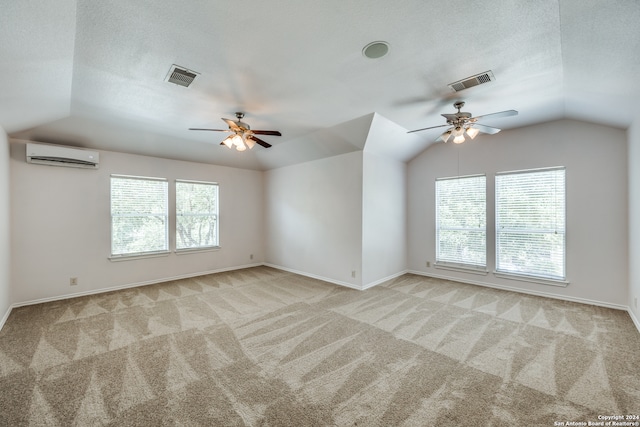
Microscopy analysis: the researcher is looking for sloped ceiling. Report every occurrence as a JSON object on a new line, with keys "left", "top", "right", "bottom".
{"left": 1, "top": 0, "right": 639, "bottom": 170}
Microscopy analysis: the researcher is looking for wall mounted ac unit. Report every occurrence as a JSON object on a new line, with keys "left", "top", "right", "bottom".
{"left": 26, "top": 143, "right": 99, "bottom": 169}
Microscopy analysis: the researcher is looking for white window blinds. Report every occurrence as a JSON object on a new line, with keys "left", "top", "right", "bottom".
{"left": 176, "top": 180, "right": 219, "bottom": 250}
{"left": 110, "top": 175, "right": 168, "bottom": 257}
{"left": 436, "top": 175, "right": 486, "bottom": 268}
{"left": 495, "top": 167, "right": 565, "bottom": 280}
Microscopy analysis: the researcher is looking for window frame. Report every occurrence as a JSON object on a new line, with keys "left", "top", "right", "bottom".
{"left": 110, "top": 174, "right": 169, "bottom": 260}
{"left": 494, "top": 166, "right": 567, "bottom": 284}
{"left": 175, "top": 179, "right": 220, "bottom": 252}
{"left": 435, "top": 174, "right": 487, "bottom": 272}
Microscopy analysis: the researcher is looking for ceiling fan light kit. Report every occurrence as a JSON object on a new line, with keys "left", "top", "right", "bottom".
{"left": 189, "top": 112, "right": 281, "bottom": 151}
{"left": 452, "top": 127, "right": 466, "bottom": 144}
{"left": 466, "top": 127, "right": 480, "bottom": 139}
{"left": 408, "top": 101, "right": 518, "bottom": 144}
{"left": 222, "top": 134, "right": 246, "bottom": 151}
{"left": 437, "top": 130, "right": 452, "bottom": 143}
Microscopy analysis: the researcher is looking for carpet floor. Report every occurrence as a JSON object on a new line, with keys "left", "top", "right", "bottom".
{"left": 0, "top": 266, "right": 638, "bottom": 426}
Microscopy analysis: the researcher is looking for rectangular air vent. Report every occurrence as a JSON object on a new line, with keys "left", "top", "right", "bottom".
{"left": 448, "top": 70, "right": 495, "bottom": 92}
{"left": 165, "top": 65, "right": 198, "bottom": 88}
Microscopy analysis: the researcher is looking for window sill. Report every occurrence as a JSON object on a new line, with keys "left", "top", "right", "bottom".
{"left": 435, "top": 262, "right": 488, "bottom": 276}
{"left": 175, "top": 246, "right": 221, "bottom": 255}
{"left": 493, "top": 271, "right": 569, "bottom": 287}
{"left": 109, "top": 251, "right": 170, "bottom": 262}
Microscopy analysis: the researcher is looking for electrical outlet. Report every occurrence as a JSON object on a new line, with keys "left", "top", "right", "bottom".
{"left": 426, "top": 261, "right": 431, "bottom": 268}
{"left": 351, "top": 270, "right": 356, "bottom": 278}
{"left": 70, "top": 277, "right": 78, "bottom": 286}
{"left": 250, "top": 254, "right": 254, "bottom": 260}
{"left": 635, "top": 297, "right": 638, "bottom": 309}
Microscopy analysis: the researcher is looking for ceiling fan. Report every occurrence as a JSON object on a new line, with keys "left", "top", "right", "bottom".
{"left": 189, "top": 112, "right": 281, "bottom": 151}
{"left": 407, "top": 101, "right": 518, "bottom": 144}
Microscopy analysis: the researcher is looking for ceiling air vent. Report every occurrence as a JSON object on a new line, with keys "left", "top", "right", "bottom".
{"left": 448, "top": 70, "right": 495, "bottom": 92}
{"left": 165, "top": 65, "right": 199, "bottom": 88}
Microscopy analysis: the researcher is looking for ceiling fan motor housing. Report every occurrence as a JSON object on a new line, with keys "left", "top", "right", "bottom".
{"left": 234, "top": 112, "right": 250, "bottom": 130}
{"left": 406, "top": 101, "right": 517, "bottom": 141}
{"left": 188, "top": 111, "right": 280, "bottom": 149}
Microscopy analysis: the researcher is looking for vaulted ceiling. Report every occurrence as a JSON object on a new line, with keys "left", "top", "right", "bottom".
{"left": 1, "top": 1, "right": 639, "bottom": 170}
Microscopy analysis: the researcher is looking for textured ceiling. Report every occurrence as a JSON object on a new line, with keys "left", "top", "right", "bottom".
{"left": 2, "top": 0, "right": 639, "bottom": 170}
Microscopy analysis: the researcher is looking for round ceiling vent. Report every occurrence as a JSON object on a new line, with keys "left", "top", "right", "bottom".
{"left": 362, "top": 41, "right": 390, "bottom": 59}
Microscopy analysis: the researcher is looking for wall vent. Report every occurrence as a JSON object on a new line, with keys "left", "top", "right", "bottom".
{"left": 448, "top": 70, "right": 495, "bottom": 92}
{"left": 165, "top": 65, "right": 199, "bottom": 88}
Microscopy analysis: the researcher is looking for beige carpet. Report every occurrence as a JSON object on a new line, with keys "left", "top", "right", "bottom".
{"left": 0, "top": 267, "right": 638, "bottom": 426}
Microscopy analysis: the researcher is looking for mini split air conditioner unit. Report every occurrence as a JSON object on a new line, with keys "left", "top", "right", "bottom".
{"left": 26, "top": 143, "right": 99, "bottom": 169}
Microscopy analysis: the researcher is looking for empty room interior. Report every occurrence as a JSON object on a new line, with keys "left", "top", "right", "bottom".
{"left": 1, "top": 1, "right": 639, "bottom": 426}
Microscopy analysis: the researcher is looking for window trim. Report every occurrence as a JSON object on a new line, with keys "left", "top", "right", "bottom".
{"left": 109, "top": 250, "right": 170, "bottom": 262}
{"left": 435, "top": 262, "right": 489, "bottom": 275}
{"left": 493, "top": 271, "right": 569, "bottom": 287}
{"left": 495, "top": 166, "right": 566, "bottom": 281}
{"left": 175, "top": 179, "right": 220, "bottom": 252}
{"left": 435, "top": 173, "right": 487, "bottom": 270}
{"left": 110, "top": 174, "right": 169, "bottom": 260}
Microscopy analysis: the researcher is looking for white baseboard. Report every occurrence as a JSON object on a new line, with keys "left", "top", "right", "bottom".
{"left": 407, "top": 269, "right": 629, "bottom": 311}
{"left": 409, "top": 269, "right": 640, "bottom": 335}
{"left": 10, "top": 263, "right": 263, "bottom": 309}
{"left": 263, "top": 263, "right": 408, "bottom": 291}
{"left": 629, "top": 308, "right": 640, "bottom": 334}
{"left": 0, "top": 304, "right": 12, "bottom": 331}
{"left": 4, "top": 265, "right": 638, "bottom": 336}
{"left": 362, "top": 270, "right": 408, "bottom": 290}
{"left": 263, "top": 263, "right": 363, "bottom": 290}
{"left": 1, "top": 262, "right": 369, "bottom": 332}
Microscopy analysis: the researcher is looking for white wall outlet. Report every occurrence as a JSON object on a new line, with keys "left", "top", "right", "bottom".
{"left": 635, "top": 297, "right": 638, "bottom": 309}
{"left": 250, "top": 254, "right": 254, "bottom": 260}
{"left": 70, "top": 277, "right": 78, "bottom": 286}
{"left": 351, "top": 270, "right": 356, "bottom": 278}
{"left": 426, "top": 261, "right": 431, "bottom": 268}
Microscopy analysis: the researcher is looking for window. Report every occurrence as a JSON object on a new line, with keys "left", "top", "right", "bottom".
{"left": 436, "top": 175, "right": 486, "bottom": 269}
{"left": 111, "top": 175, "right": 169, "bottom": 257}
{"left": 495, "top": 167, "right": 565, "bottom": 281}
{"left": 176, "top": 180, "right": 219, "bottom": 250}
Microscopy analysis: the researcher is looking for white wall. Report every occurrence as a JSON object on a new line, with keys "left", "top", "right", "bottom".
{"left": 0, "top": 128, "right": 11, "bottom": 325}
{"left": 264, "top": 152, "right": 363, "bottom": 287}
{"left": 629, "top": 116, "right": 640, "bottom": 323}
{"left": 7, "top": 116, "right": 634, "bottom": 317}
{"left": 362, "top": 151, "right": 406, "bottom": 286}
{"left": 408, "top": 119, "right": 628, "bottom": 307}
{"left": 10, "top": 140, "right": 264, "bottom": 304}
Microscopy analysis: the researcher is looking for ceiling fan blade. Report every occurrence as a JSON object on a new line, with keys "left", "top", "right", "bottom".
{"left": 472, "top": 124, "right": 502, "bottom": 134}
{"left": 249, "top": 136, "right": 272, "bottom": 148}
{"left": 407, "top": 124, "right": 449, "bottom": 134}
{"left": 222, "top": 118, "right": 242, "bottom": 131}
{"left": 471, "top": 110, "right": 518, "bottom": 121}
{"left": 441, "top": 113, "right": 459, "bottom": 121}
{"left": 189, "top": 128, "right": 231, "bottom": 132}
{"left": 252, "top": 130, "right": 282, "bottom": 136}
